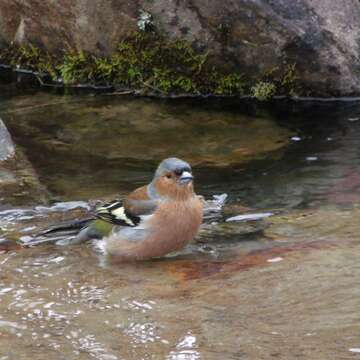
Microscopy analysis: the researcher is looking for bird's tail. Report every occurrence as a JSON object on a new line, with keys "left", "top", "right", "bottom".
{"left": 27, "top": 217, "right": 94, "bottom": 246}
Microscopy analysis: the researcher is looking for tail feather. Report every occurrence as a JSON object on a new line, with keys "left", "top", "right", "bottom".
{"left": 26, "top": 217, "right": 94, "bottom": 246}
{"left": 37, "top": 217, "right": 93, "bottom": 236}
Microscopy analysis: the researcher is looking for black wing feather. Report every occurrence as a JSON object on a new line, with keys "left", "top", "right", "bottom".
{"left": 95, "top": 200, "right": 141, "bottom": 227}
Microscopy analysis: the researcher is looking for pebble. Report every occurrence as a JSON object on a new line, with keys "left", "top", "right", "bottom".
{"left": 226, "top": 212, "right": 273, "bottom": 222}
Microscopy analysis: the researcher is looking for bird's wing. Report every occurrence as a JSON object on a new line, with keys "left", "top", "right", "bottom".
{"left": 123, "top": 185, "right": 158, "bottom": 216}
{"left": 95, "top": 200, "right": 141, "bottom": 227}
{"left": 27, "top": 186, "right": 159, "bottom": 246}
{"left": 96, "top": 185, "right": 159, "bottom": 227}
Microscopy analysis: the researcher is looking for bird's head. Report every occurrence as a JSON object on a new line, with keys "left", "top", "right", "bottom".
{"left": 151, "top": 158, "right": 195, "bottom": 200}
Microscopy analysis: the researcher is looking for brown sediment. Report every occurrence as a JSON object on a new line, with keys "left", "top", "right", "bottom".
{"left": 166, "top": 239, "right": 338, "bottom": 281}
{"left": 0, "top": 239, "right": 24, "bottom": 252}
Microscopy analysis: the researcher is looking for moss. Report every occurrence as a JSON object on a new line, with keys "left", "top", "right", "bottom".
{"left": 59, "top": 50, "right": 89, "bottom": 84}
{"left": 251, "top": 81, "right": 277, "bottom": 101}
{"left": 110, "top": 31, "right": 213, "bottom": 93}
{"left": 213, "top": 73, "right": 245, "bottom": 95}
{"left": 0, "top": 43, "right": 58, "bottom": 79}
{"left": 280, "top": 63, "right": 300, "bottom": 97}
{"left": 250, "top": 63, "right": 300, "bottom": 100}
{"left": 0, "top": 33, "right": 299, "bottom": 97}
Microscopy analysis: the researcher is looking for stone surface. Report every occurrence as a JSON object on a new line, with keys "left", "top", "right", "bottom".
{"left": 0, "top": 0, "right": 360, "bottom": 95}
{"left": 0, "top": 118, "right": 15, "bottom": 161}
{"left": 0, "top": 116, "right": 49, "bottom": 205}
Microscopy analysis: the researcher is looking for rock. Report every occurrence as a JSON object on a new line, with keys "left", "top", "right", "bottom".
{"left": 0, "top": 1, "right": 359, "bottom": 96}
{"left": 226, "top": 212, "right": 274, "bottom": 222}
{"left": 0, "top": 117, "right": 49, "bottom": 205}
{"left": 0, "top": 0, "right": 138, "bottom": 55}
{"left": 0, "top": 118, "right": 15, "bottom": 161}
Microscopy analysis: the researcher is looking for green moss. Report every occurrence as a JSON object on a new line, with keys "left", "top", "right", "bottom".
{"left": 110, "top": 32, "right": 211, "bottom": 93}
{"left": 0, "top": 33, "right": 299, "bottom": 97}
{"left": 58, "top": 50, "right": 87, "bottom": 84}
{"left": 249, "top": 63, "right": 300, "bottom": 100}
{"left": 280, "top": 63, "right": 300, "bottom": 97}
{"left": 0, "top": 44, "right": 58, "bottom": 79}
{"left": 251, "top": 81, "right": 277, "bottom": 101}
{"left": 213, "top": 73, "right": 245, "bottom": 95}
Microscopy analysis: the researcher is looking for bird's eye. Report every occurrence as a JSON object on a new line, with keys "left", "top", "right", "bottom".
{"left": 174, "top": 169, "right": 183, "bottom": 176}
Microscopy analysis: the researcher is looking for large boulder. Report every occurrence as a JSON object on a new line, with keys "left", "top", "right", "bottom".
{"left": 0, "top": 0, "right": 359, "bottom": 96}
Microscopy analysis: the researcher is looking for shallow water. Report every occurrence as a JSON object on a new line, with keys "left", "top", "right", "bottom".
{"left": 0, "top": 92, "right": 292, "bottom": 200}
{"left": 1, "top": 92, "right": 360, "bottom": 359}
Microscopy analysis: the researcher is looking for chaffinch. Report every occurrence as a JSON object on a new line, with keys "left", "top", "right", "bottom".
{"left": 42, "top": 158, "right": 203, "bottom": 261}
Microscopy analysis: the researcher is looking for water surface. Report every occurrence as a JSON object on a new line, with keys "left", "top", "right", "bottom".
{"left": 1, "top": 92, "right": 360, "bottom": 359}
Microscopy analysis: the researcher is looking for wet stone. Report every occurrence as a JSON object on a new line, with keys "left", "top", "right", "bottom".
{"left": 0, "top": 118, "right": 15, "bottom": 161}
{"left": 0, "top": 152, "right": 49, "bottom": 206}
{"left": 0, "top": 117, "right": 49, "bottom": 206}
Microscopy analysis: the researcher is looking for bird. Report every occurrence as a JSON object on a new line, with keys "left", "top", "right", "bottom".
{"left": 36, "top": 157, "right": 203, "bottom": 261}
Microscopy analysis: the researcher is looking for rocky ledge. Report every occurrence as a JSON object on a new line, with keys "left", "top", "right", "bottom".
{"left": 0, "top": 0, "right": 359, "bottom": 96}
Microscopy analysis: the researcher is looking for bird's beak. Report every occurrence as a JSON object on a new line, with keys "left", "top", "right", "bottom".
{"left": 179, "top": 171, "right": 193, "bottom": 184}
